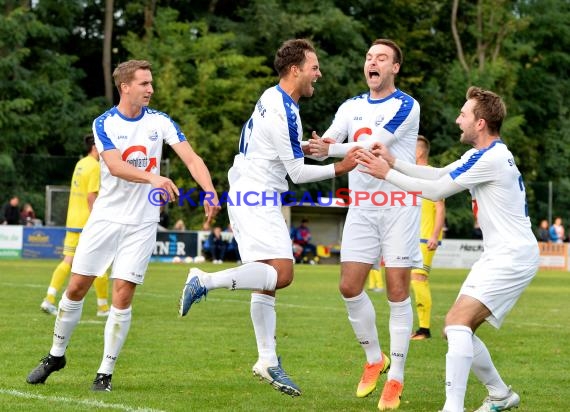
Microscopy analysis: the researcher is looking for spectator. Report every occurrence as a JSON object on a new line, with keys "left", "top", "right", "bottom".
{"left": 1, "top": 196, "right": 20, "bottom": 225}
{"left": 173, "top": 219, "right": 186, "bottom": 231}
{"left": 158, "top": 206, "right": 170, "bottom": 231}
{"left": 536, "top": 219, "right": 550, "bottom": 242}
{"left": 208, "top": 226, "right": 227, "bottom": 264}
{"left": 290, "top": 218, "right": 317, "bottom": 263}
{"left": 225, "top": 224, "right": 241, "bottom": 263}
{"left": 20, "top": 203, "right": 38, "bottom": 226}
{"left": 550, "top": 217, "right": 565, "bottom": 243}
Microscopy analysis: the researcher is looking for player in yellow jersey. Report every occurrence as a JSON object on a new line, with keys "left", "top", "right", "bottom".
{"left": 410, "top": 135, "right": 445, "bottom": 340}
{"left": 40, "top": 134, "right": 109, "bottom": 317}
{"left": 367, "top": 258, "right": 384, "bottom": 292}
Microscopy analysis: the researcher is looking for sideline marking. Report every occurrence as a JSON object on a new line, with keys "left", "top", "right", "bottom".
{"left": 0, "top": 389, "right": 166, "bottom": 412}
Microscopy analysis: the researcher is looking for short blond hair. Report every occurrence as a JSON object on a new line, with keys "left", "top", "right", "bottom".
{"left": 113, "top": 60, "right": 152, "bottom": 92}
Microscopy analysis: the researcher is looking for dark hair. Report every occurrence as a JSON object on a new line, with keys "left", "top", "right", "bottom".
{"left": 371, "top": 39, "right": 403, "bottom": 66}
{"left": 274, "top": 39, "right": 316, "bottom": 77}
{"left": 466, "top": 86, "right": 507, "bottom": 135}
{"left": 113, "top": 60, "right": 152, "bottom": 92}
{"left": 83, "top": 133, "right": 95, "bottom": 154}
{"left": 417, "top": 134, "right": 430, "bottom": 154}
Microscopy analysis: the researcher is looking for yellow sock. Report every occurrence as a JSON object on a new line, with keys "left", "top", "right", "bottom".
{"left": 368, "top": 269, "right": 384, "bottom": 289}
{"left": 94, "top": 272, "right": 109, "bottom": 304}
{"left": 411, "top": 278, "right": 432, "bottom": 329}
{"left": 45, "top": 261, "right": 71, "bottom": 304}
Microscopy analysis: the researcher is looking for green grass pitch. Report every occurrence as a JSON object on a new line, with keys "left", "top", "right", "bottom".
{"left": 0, "top": 259, "right": 568, "bottom": 411}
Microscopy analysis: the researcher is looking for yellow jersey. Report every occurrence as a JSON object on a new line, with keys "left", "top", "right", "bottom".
{"left": 419, "top": 197, "right": 444, "bottom": 242}
{"left": 65, "top": 155, "right": 100, "bottom": 230}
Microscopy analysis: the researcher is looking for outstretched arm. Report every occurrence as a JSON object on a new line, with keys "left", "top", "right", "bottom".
{"left": 355, "top": 149, "right": 464, "bottom": 201}
{"left": 284, "top": 147, "right": 358, "bottom": 184}
{"left": 371, "top": 142, "right": 459, "bottom": 180}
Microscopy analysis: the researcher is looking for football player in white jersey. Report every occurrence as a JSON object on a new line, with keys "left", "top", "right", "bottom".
{"left": 356, "top": 86, "right": 539, "bottom": 412}
{"left": 178, "top": 39, "right": 357, "bottom": 396}
{"left": 27, "top": 60, "right": 220, "bottom": 391}
{"left": 309, "top": 39, "right": 420, "bottom": 410}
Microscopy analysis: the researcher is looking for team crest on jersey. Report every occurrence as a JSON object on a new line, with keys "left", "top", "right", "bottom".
{"left": 148, "top": 129, "right": 159, "bottom": 141}
{"left": 375, "top": 114, "right": 385, "bottom": 126}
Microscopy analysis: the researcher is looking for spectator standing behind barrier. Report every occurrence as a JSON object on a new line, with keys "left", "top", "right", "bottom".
{"left": 536, "top": 219, "right": 550, "bottom": 242}
{"left": 173, "top": 219, "right": 186, "bottom": 231}
{"left": 20, "top": 203, "right": 39, "bottom": 226}
{"left": 158, "top": 206, "right": 170, "bottom": 231}
{"left": 410, "top": 135, "right": 446, "bottom": 341}
{"left": 1, "top": 196, "right": 20, "bottom": 225}
{"left": 549, "top": 217, "right": 565, "bottom": 243}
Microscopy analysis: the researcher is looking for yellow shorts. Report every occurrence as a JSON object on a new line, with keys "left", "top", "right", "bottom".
{"left": 63, "top": 231, "right": 81, "bottom": 257}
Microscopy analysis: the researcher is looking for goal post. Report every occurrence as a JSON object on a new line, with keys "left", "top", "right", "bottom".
{"left": 45, "top": 185, "right": 70, "bottom": 227}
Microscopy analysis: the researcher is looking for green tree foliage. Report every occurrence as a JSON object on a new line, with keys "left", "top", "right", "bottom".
{"left": 0, "top": 2, "right": 101, "bottom": 217}
{"left": 513, "top": 0, "right": 570, "bottom": 223}
{"left": 1, "top": 0, "right": 568, "bottom": 233}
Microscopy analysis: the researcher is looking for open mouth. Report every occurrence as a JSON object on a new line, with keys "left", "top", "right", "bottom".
{"left": 369, "top": 71, "right": 380, "bottom": 79}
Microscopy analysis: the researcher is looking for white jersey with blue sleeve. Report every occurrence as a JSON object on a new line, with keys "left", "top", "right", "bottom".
{"left": 324, "top": 89, "right": 420, "bottom": 208}
{"left": 91, "top": 106, "right": 186, "bottom": 224}
{"left": 229, "top": 85, "right": 334, "bottom": 194}
{"left": 450, "top": 140, "right": 537, "bottom": 260}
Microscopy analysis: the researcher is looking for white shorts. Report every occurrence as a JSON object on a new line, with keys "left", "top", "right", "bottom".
{"left": 341, "top": 206, "right": 422, "bottom": 268}
{"left": 228, "top": 197, "right": 292, "bottom": 263}
{"left": 72, "top": 219, "right": 157, "bottom": 285}
{"left": 459, "top": 250, "right": 539, "bottom": 328}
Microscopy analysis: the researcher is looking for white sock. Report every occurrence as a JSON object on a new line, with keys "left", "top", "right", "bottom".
{"left": 443, "top": 325, "right": 473, "bottom": 412}
{"left": 202, "top": 262, "right": 277, "bottom": 291}
{"left": 50, "top": 292, "right": 84, "bottom": 357}
{"left": 343, "top": 291, "right": 382, "bottom": 364}
{"left": 387, "top": 297, "right": 413, "bottom": 383}
{"left": 471, "top": 334, "right": 509, "bottom": 398}
{"left": 97, "top": 306, "right": 132, "bottom": 375}
{"left": 250, "top": 293, "right": 278, "bottom": 366}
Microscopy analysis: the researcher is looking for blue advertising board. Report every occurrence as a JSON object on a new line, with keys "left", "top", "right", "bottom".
{"left": 151, "top": 231, "right": 199, "bottom": 262}
{"left": 22, "top": 227, "right": 66, "bottom": 259}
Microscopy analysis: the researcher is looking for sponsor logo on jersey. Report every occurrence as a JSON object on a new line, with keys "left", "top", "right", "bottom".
{"left": 148, "top": 129, "right": 159, "bottom": 141}
{"left": 122, "top": 145, "right": 157, "bottom": 172}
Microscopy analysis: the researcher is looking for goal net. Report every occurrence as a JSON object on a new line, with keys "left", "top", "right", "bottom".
{"left": 45, "top": 185, "right": 70, "bottom": 227}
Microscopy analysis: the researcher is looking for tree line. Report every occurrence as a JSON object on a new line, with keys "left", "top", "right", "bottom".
{"left": 1, "top": 0, "right": 568, "bottom": 235}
